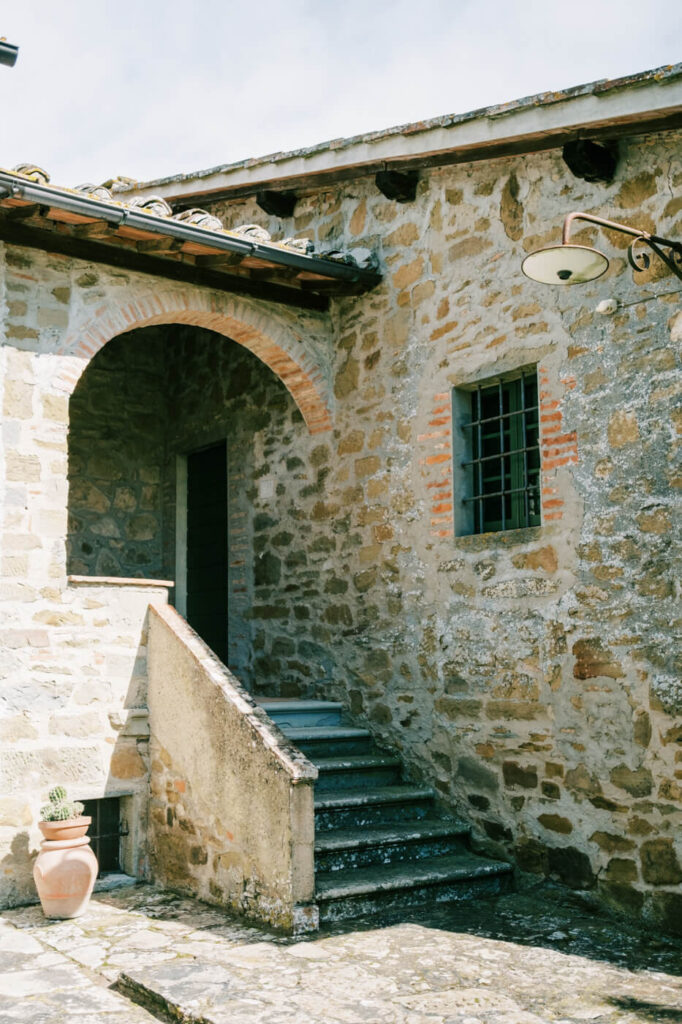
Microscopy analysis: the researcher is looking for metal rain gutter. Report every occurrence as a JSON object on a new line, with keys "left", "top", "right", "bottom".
{"left": 0, "top": 172, "right": 382, "bottom": 288}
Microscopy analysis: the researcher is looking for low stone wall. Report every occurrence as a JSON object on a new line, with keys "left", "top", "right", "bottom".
{"left": 146, "top": 603, "right": 318, "bottom": 932}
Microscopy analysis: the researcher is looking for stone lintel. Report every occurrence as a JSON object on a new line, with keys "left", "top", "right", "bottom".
{"left": 68, "top": 575, "right": 175, "bottom": 588}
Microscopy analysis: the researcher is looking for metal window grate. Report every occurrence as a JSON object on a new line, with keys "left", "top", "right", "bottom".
{"left": 81, "top": 797, "right": 127, "bottom": 876}
{"left": 460, "top": 370, "right": 540, "bottom": 534}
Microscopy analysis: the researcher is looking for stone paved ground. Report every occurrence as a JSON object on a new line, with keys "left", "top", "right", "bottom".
{"left": 1, "top": 883, "right": 681, "bottom": 1023}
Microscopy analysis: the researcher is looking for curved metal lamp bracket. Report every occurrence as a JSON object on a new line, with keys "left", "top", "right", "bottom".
{"left": 563, "top": 211, "right": 682, "bottom": 282}
{"left": 628, "top": 235, "right": 682, "bottom": 278}
{"left": 627, "top": 236, "right": 652, "bottom": 273}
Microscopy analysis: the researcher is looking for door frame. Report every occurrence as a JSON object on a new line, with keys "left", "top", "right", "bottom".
{"left": 175, "top": 453, "right": 188, "bottom": 617}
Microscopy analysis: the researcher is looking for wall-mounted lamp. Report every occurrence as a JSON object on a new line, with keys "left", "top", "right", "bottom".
{"left": 521, "top": 212, "right": 682, "bottom": 285}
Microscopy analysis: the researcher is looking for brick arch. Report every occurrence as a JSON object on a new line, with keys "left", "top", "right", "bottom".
{"left": 57, "top": 287, "right": 333, "bottom": 433}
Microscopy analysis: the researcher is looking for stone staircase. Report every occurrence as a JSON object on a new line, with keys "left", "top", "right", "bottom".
{"left": 258, "top": 698, "right": 513, "bottom": 923}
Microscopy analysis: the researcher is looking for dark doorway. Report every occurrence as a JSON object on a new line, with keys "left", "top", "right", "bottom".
{"left": 81, "top": 797, "right": 122, "bottom": 876}
{"left": 186, "top": 441, "right": 228, "bottom": 662}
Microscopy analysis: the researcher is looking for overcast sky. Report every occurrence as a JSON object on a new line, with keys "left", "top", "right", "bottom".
{"left": 2, "top": 1, "right": 681, "bottom": 187}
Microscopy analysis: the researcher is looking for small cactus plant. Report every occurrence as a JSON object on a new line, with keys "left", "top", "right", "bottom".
{"left": 40, "top": 786, "right": 84, "bottom": 822}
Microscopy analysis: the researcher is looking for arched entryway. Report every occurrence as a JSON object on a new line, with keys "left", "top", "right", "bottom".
{"left": 58, "top": 287, "right": 333, "bottom": 434}
{"left": 67, "top": 321, "right": 320, "bottom": 684}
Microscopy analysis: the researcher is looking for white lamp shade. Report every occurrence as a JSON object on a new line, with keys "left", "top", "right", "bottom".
{"left": 522, "top": 244, "right": 609, "bottom": 285}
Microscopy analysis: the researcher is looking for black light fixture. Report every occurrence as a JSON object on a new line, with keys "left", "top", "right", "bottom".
{"left": 375, "top": 169, "right": 419, "bottom": 203}
{"left": 256, "top": 190, "right": 297, "bottom": 218}
{"left": 562, "top": 140, "right": 618, "bottom": 183}
{"left": 522, "top": 211, "right": 682, "bottom": 285}
{"left": 0, "top": 39, "right": 18, "bottom": 67}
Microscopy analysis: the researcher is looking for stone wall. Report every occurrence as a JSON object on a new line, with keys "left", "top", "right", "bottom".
{"left": 162, "top": 325, "right": 347, "bottom": 691}
{"left": 0, "top": 125, "right": 680, "bottom": 931}
{"left": 0, "top": 579, "right": 166, "bottom": 907}
{"left": 68, "top": 333, "right": 167, "bottom": 579}
{"left": 204, "top": 129, "right": 682, "bottom": 932}
{"left": 0, "top": 250, "right": 330, "bottom": 907}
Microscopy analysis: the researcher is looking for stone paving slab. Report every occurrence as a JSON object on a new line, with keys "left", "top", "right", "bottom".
{"left": 2, "top": 887, "right": 268, "bottom": 984}
{"left": 119, "top": 921, "right": 682, "bottom": 1024}
{"left": 0, "top": 916, "right": 157, "bottom": 1023}
{"left": 2, "top": 883, "right": 682, "bottom": 1024}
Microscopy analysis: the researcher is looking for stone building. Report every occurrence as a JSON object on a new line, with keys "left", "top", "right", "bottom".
{"left": 0, "top": 64, "right": 680, "bottom": 933}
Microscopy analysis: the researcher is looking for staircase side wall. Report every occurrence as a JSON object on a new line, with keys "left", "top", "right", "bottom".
{"left": 147, "top": 603, "right": 317, "bottom": 932}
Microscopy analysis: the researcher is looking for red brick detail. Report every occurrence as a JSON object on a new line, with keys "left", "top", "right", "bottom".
{"left": 420, "top": 391, "right": 454, "bottom": 538}
{"left": 538, "top": 365, "right": 578, "bottom": 524}
{"left": 56, "top": 288, "right": 333, "bottom": 434}
{"left": 417, "top": 429, "right": 450, "bottom": 442}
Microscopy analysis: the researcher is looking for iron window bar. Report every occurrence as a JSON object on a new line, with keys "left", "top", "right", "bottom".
{"left": 462, "top": 443, "right": 540, "bottom": 468}
{"left": 520, "top": 369, "right": 529, "bottom": 525}
{"left": 461, "top": 404, "right": 539, "bottom": 430}
{"left": 476, "top": 387, "right": 484, "bottom": 534}
{"left": 463, "top": 482, "right": 540, "bottom": 502}
{"left": 498, "top": 379, "right": 506, "bottom": 530}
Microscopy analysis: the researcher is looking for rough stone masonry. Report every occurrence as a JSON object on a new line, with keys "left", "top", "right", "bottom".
{"left": 0, "top": 117, "right": 680, "bottom": 935}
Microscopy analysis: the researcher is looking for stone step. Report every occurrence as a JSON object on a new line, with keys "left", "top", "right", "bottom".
{"left": 315, "top": 819, "right": 470, "bottom": 872}
{"left": 315, "top": 784, "right": 435, "bottom": 831}
{"left": 315, "top": 853, "right": 514, "bottom": 922}
{"left": 284, "top": 725, "right": 375, "bottom": 758}
{"left": 265, "top": 698, "right": 517, "bottom": 926}
{"left": 313, "top": 753, "right": 402, "bottom": 791}
{"left": 258, "top": 699, "right": 345, "bottom": 730}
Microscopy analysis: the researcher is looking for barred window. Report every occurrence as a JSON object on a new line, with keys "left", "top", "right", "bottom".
{"left": 455, "top": 369, "right": 541, "bottom": 535}
{"left": 81, "top": 797, "right": 124, "bottom": 875}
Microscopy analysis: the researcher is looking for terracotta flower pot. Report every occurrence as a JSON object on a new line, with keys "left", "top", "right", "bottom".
{"left": 34, "top": 818, "right": 98, "bottom": 919}
{"left": 38, "top": 815, "right": 91, "bottom": 842}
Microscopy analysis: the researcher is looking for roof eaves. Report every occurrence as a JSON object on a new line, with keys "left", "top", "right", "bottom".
{"left": 125, "top": 62, "right": 682, "bottom": 202}
{"left": 0, "top": 171, "right": 382, "bottom": 292}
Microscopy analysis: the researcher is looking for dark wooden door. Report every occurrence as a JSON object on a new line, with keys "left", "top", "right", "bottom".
{"left": 186, "top": 442, "right": 228, "bottom": 663}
